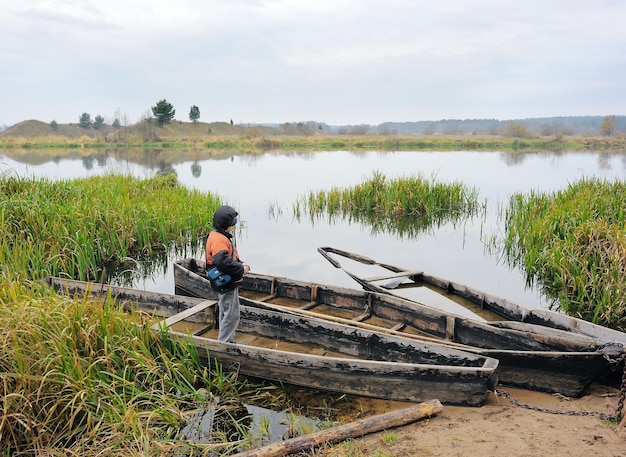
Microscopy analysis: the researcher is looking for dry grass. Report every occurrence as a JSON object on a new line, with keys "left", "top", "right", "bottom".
{"left": 2, "top": 120, "right": 626, "bottom": 152}
{"left": 0, "top": 280, "right": 229, "bottom": 455}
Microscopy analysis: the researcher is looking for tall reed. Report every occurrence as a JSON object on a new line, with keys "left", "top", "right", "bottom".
{"left": 296, "top": 171, "right": 482, "bottom": 239}
{"left": 0, "top": 279, "right": 250, "bottom": 455}
{"left": 0, "top": 173, "right": 220, "bottom": 282}
{"left": 502, "top": 178, "right": 626, "bottom": 330}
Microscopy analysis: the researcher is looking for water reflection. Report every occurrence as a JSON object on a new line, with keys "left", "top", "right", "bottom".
{"left": 3, "top": 147, "right": 626, "bottom": 178}
{"left": 2, "top": 147, "right": 625, "bottom": 310}
{"left": 102, "top": 252, "right": 170, "bottom": 287}
{"left": 182, "top": 396, "right": 323, "bottom": 447}
{"left": 180, "top": 377, "right": 398, "bottom": 448}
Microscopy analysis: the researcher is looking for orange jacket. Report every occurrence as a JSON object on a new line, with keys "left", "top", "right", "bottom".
{"left": 205, "top": 230, "right": 244, "bottom": 281}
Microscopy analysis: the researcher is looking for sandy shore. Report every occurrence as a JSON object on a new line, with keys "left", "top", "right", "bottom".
{"left": 315, "top": 383, "right": 625, "bottom": 457}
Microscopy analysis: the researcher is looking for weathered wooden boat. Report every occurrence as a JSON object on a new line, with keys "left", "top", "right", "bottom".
{"left": 316, "top": 246, "right": 626, "bottom": 346}
{"left": 43, "top": 276, "right": 499, "bottom": 406}
{"left": 173, "top": 258, "right": 625, "bottom": 397}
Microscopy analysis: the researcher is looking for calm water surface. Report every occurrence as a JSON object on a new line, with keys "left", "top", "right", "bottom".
{"left": 2, "top": 149, "right": 625, "bottom": 318}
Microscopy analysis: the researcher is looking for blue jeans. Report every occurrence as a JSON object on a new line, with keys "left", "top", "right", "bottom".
{"left": 217, "top": 287, "right": 240, "bottom": 343}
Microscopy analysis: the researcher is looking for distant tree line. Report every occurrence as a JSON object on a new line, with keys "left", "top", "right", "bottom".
{"left": 38, "top": 112, "right": 626, "bottom": 138}
{"left": 71, "top": 99, "right": 197, "bottom": 131}
{"left": 262, "top": 116, "right": 626, "bottom": 137}
{"left": 4, "top": 100, "right": 623, "bottom": 138}
{"left": 372, "top": 116, "right": 625, "bottom": 137}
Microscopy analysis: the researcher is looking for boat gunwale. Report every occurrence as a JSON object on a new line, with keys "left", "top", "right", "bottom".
{"left": 42, "top": 277, "right": 500, "bottom": 374}
{"left": 173, "top": 258, "right": 624, "bottom": 397}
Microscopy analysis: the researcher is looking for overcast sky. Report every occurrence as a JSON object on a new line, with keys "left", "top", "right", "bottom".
{"left": 2, "top": 0, "right": 625, "bottom": 127}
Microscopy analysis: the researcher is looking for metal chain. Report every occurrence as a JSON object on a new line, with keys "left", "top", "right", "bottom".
{"left": 615, "top": 359, "right": 626, "bottom": 421}
{"left": 495, "top": 343, "right": 626, "bottom": 421}
{"left": 599, "top": 342, "right": 625, "bottom": 364}
{"left": 494, "top": 389, "right": 617, "bottom": 421}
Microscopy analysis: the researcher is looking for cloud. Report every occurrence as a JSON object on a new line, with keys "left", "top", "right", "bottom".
{"left": 1, "top": 0, "right": 625, "bottom": 126}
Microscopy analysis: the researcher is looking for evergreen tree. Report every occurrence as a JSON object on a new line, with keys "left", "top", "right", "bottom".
{"left": 151, "top": 99, "right": 176, "bottom": 127}
{"left": 79, "top": 113, "right": 92, "bottom": 128}
{"left": 93, "top": 115, "right": 105, "bottom": 129}
{"left": 189, "top": 105, "right": 200, "bottom": 123}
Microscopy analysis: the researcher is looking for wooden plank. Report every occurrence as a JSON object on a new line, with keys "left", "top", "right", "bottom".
{"left": 251, "top": 300, "right": 471, "bottom": 349}
{"left": 353, "top": 312, "right": 371, "bottom": 322}
{"left": 390, "top": 322, "right": 406, "bottom": 332}
{"left": 192, "top": 324, "right": 213, "bottom": 336}
{"left": 298, "top": 301, "right": 318, "bottom": 310}
{"left": 151, "top": 299, "right": 216, "bottom": 330}
{"left": 364, "top": 270, "right": 423, "bottom": 282}
{"left": 258, "top": 294, "right": 276, "bottom": 302}
{"left": 232, "top": 399, "right": 443, "bottom": 457}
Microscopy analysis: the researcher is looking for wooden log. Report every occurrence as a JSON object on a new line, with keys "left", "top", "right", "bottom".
{"left": 232, "top": 399, "right": 443, "bottom": 457}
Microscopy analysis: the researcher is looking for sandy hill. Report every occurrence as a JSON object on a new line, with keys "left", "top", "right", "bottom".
{"left": 0, "top": 119, "right": 279, "bottom": 139}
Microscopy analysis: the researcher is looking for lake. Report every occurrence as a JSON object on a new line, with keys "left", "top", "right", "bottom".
{"left": 2, "top": 148, "right": 624, "bottom": 318}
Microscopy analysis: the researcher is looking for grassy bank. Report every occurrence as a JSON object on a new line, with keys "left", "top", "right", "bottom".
{"left": 0, "top": 280, "right": 212, "bottom": 454}
{"left": 2, "top": 132, "right": 626, "bottom": 153}
{"left": 502, "top": 178, "right": 626, "bottom": 331}
{"left": 1, "top": 171, "right": 625, "bottom": 454}
{"left": 0, "top": 173, "right": 346, "bottom": 455}
{"left": 0, "top": 173, "right": 230, "bottom": 453}
{"left": 0, "top": 173, "right": 219, "bottom": 282}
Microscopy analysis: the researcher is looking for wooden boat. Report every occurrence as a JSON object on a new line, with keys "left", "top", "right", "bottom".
{"left": 173, "top": 258, "right": 626, "bottom": 397}
{"left": 43, "top": 276, "right": 499, "bottom": 406}
{"left": 316, "top": 246, "right": 626, "bottom": 346}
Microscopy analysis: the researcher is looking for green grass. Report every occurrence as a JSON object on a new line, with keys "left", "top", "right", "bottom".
{"left": 0, "top": 173, "right": 220, "bottom": 282}
{"left": 1, "top": 280, "right": 337, "bottom": 455}
{"left": 501, "top": 178, "right": 626, "bottom": 330}
{"left": 1, "top": 168, "right": 625, "bottom": 453}
{"left": 295, "top": 171, "right": 483, "bottom": 239}
{"left": 0, "top": 279, "right": 247, "bottom": 455}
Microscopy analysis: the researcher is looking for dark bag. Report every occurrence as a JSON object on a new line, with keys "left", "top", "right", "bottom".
{"left": 207, "top": 266, "right": 232, "bottom": 291}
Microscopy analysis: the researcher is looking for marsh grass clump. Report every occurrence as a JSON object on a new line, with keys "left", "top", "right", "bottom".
{"left": 502, "top": 178, "right": 626, "bottom": 330}
{"left": 0, "top": 279, "right": 249, "bottom": 455}
{"left": 0, "top": 173, "right": 220, "bottom": 282}
{"left": 0, "top": 279, "right": 341, "bottom": 454}
{"left": 296, "top": 171, "right": 482, "bottom": 239}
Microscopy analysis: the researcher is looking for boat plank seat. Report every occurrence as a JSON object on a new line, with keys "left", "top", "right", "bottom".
{"left": 298, "top": 301, "right": 318, "bottom": 310}
{"left": 364, "top": 270, "right": 423, "bottom": 282}
{"left": 353, "top": 312, "right": 371, "bottom": 322}
{"left": 193, "top": 324, "right": 213, "bottom": 336}
{"left": 390, "top": 322, "right": 406, "bottom": 332}
{"left": 258, "top": 294, "right": 276, "bottom": 302}
{"left": 151, "top": 299, "right": 216, "bottom": 330}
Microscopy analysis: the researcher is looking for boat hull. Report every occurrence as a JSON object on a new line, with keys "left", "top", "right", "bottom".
{"left": 44, "top": 277, "right": 498, "bottom": 406}
{"left": 173, "top": 258, "right": 625, "bottom": 397}
{"left": 317, "top": 246, "right": 626, "bottom": 345}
